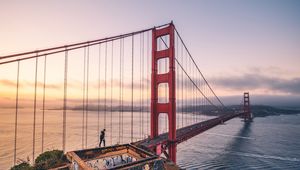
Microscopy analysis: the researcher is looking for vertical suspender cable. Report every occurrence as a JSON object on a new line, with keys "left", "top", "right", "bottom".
{"left": 140, "top": 33, "right": 144, "bottom": 139}
{"left": 85, "top": 45, "right": 89, "bottom": 148}
{"left": 189, "top": 51, "right": 192, "bottom": 125}
{"left": 63, "top": 49, "right": 68, "bottom": 152}
{"left": 196, "top": 72, "right": 201, "bottom": 122}
{"left": 193, "top": 72, "right": 198, "bottom": 123}
{"left": 189, "top": 52, "right": 191, "bottom": 125}
{"left": 180, "top": 43, "right": 183, "bottom": 127}
{"left": 192, "top": 62, "right": 195, "bottom": 124}
{"left": 175, "top": 36, "right": 178, "bottom": 128}
{"left": 200, "top": 76, "right": 202, "bottom": 121}
{"left": 183, "top": 48, "right": 186, "bottom": 127}
{"left": 202, "top": 77, "right": 204, "bottom": 120}
{"left": 98, "top": 44, "right": 101, "bottom": 135}
{"left": 204, "top": 81, "right": 206, "bottom": 116}
{"left": 181, "top": 41, "right": 183, "bottom": 128}
{"left": 119, "top": 39, "right": 122, "bottom": 143}
{"left": 199, "top": 74, "right": 201, "bottom": 121}
{"left": 142, "top": 32, "right": 145, "bottom": 138}
{"left": 183, "top": 48, "right": 185, "bottom": 126}
{"left": 203, "top": 79, "right": 205, "bottom": 117}
{"left": 198, "top": 73, "right": 200, "bottom": 121}
{"left": 33, "top": 55, "right": 38, "bottom": 162}
{"left": 121, "top": 38, "right": 124, "bottom": 143}
{"left": 104, "top": 42, "right": 107, "bottom": 129}
{"left": 196, "top": 73, "right": 201, "bottom": 122}
{"left": 199, "top": 74, "right": 200, "bottom": 121}
{"left": 13, "top": 61, "right": 20, "bottom": 165}
{"left": 195, "top": 69, "right": 197, "bottom": 122}
{"left": 139, "top": 33, "right": 142, "bottom": 139}
{"left": 139, "top": 34, "right": 141, "bottom": 138}
{"left": 185, "top": 51, "right": 188, "bottom": 126}
{"left": 191, "top": 72, "right": 193, "bottom": 124}
{"left": 195, "top": 71, "right": 198, "bottom": 122}
{"left": 131, "top": 35, "right": 134, "bottom": 142}
{"left": 42, "top": 55, "right": 47, "bottom": 153}
{"left": 188, "top": 72, "right": 190, "bottom": 125}
{"left": 146, "top": 31, "right": 149, "bottom": 135}
{"left": 196, "top": 75, "right": 198, "bottom": 122}
{"left": 110, "top": 41, "right": 114, "bottom": 145}
{"left": 195, "top": 66, "right": 197, "bottom": 122}
{"left": 204, "top": 81, "right": 207, "bottom": 114}
{"left": 82, "top": 47, "right": 86, "bottom": 149}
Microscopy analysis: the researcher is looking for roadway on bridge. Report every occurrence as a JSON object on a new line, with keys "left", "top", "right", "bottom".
{"left": 137, "top": 112, "right": 243, "bottom": 148}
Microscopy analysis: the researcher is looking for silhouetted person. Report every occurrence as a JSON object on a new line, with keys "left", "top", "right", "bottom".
{"left": 99, "top": 129, "right": 106, "bottom": 147}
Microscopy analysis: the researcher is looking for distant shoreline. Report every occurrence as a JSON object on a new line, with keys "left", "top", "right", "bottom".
{"left": 47, "top": 105, "right": 300, "bottom": 117}
{"left": 1, "top": 105, "right": 299, "bottom": 118}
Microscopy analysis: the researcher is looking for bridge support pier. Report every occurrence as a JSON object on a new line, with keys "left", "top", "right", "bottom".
{"left": 151, "top": 23, "right": 177, "bottom": 163}
{"left": 168, "top": 142, "right": 176, "bottom": 163}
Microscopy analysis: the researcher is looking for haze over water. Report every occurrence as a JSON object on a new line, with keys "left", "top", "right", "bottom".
{"left": 0, "top": 108, "right": 207, "bottom": 169}
{"left": 1, "top": 109, "right": 300, "bottom": 169}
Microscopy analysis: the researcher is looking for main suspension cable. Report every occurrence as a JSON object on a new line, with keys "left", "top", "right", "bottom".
{"left": 159, "top": 37, "right": 221, "bottom": 111}
{"left": 1, "top": 23, "right": 171, "bottom": 61}
{"left": 174, "top": 28, "right": 227, "bottom": 109}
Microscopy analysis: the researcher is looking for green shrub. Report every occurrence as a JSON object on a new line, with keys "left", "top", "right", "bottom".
{"left": 34, "top": 150, "right": 67, "bottom": 170}
{"left": 11, "top": 162, "right": 33, "bottom": 170}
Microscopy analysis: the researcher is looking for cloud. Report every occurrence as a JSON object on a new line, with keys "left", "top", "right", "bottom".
{"left": 25, "top": 81, "right": 61, "bottom": 89}
{"left": 0, "top": 79, "right": 61, "bottom": 89}
{"left": 88, "top": 78, "right": 150, "bottom": 90}
{"left": 212, "top": 73, "right": 300, "bottom": 95}
{"left": 0, "top": 79, "right": 19, "bottom": 87}
{"left": 219, "top": 95, "right": 300, "bottom": 107}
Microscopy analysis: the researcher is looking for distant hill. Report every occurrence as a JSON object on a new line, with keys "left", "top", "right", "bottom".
{"left": 249, "top": 105, "right": 300, "bottom": 117}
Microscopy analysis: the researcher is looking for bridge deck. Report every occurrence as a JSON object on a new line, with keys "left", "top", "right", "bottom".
{"left": 138, "top": 112, "right": 243, "bottom": 148}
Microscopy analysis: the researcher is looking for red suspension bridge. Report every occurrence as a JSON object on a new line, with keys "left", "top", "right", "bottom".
{"left": 0, "top": 22, "right": 252, "bottom": 169}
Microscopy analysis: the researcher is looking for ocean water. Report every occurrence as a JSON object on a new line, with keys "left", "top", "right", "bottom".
{"left": 177, "top": 114, "right": 300, "bottom": 169}
{"left": 1, "top": 108, "right": 300, "bottom": 169}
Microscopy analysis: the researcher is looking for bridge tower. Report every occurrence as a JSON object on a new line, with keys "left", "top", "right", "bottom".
{"left": 243, "top": 92, "right": 252, "bottom": 121}
{"left": 151, "top": 23, "right": 176, "bottom": 163}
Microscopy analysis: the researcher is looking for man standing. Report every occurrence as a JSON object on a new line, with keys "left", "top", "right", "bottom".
{"left": 99, "top": 129, "right": 106, "bottom": 147}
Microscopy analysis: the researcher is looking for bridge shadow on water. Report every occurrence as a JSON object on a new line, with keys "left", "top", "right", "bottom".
{"left": 200, "top": 121, "right": 256, "bottom": 170}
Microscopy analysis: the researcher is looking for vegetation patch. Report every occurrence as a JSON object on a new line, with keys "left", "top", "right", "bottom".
{"left": 10, "top": 162, "right": 33, "bottom": 170}
{"left": 11, "top": 150, "right": 68, "bottom": 170}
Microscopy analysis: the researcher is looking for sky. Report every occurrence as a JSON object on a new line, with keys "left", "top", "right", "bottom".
{"left": 0, "top": 0, "right": 300, "bottom": 107}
